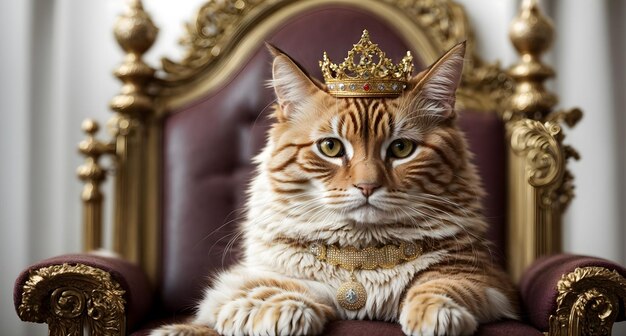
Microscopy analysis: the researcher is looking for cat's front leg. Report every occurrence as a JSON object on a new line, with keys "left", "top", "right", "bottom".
{"left": 399, "top": 290, "right": 477, "bottom": 336}
{"left": 195, "top": 267, "right": 336, "bottom": 336}
{"left": 398, "top": 273, "right": 516, "bottom": 336}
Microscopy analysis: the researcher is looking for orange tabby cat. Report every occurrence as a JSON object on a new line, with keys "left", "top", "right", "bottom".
{"left": 152, "top": 39, "right": 517, "bottom": 336}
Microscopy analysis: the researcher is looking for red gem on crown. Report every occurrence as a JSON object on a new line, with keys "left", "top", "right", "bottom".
{"left": 363, "top": 83, "right": 371, "bottom": 91}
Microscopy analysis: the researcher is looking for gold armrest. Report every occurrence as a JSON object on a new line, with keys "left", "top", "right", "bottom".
{"left": 17, "top": 263, "right": 126, "bottom": 336}
{"left": 549, "top": 266, "right": 626, "bottom": 336}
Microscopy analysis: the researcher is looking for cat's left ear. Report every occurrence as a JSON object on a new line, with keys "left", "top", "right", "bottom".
{"left": 406, "top": 41, "right": 466, "bottom": 119}
{"left": 267, "top": 43, "right": 323, "bottom": 122}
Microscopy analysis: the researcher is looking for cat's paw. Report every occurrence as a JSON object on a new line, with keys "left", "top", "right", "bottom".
{"left": 214, "top": 291, "right": 334, "bottom": 336}
{"left": 399, "top": 293, "right": 478, "bottom": 336}
{"left": 149, "top": 323, "right": 219, "bottom": 336}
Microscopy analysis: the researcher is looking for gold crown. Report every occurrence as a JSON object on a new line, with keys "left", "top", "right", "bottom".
{"left": 319, "top": 30, "right": 414, "bottom": 98}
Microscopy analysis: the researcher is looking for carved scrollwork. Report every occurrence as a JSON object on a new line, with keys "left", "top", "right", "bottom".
{"left": 508, "top": 119, "right": 565, "bottom": 207}
{"left": 50, "top": 288, "right": 86, "bottom": 319}
{"left": 549, "top": 267, "right": 626, "bottom": 336}
{"left": 159, "top": 0, "right": 480, "bottom": 71}
{"left": 380, "top": 0, "right": 467, "bottom": 52}
{"left": 158, "top": 0, "right": 511, "bottom": 111}
{"left": 161, "top": 0, "right": 263, "bottom": 82}
{"left": 18, "top": 263, "right": 126, "bottom": 336}
{"left": 459, "top": 60, "right": 514, "bottom": 111}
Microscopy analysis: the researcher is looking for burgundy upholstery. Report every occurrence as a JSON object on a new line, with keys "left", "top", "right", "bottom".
{"left": 519, "top": 254, "right": 626, "bottom": 331}
{"left": 457, "top": 111, "right": 507, "bottom": 264}
{"left": 13, "top": 253, "right": 153, "bottom": 330}
{"left": 476, "top": 321, "right": 543, "bottom": 336}
{"left": 162, "top": 4, "right": 507, "bottom": 313}
{"left": 324, "top": 320, "right": 543, "bottom": 336}
{"left": 131, "top": 317, "right": 541, "bottom": 336}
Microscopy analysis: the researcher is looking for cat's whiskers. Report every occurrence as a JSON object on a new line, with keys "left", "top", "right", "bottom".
{"left": 251, "top": 97, "right": 279, "bottom": 131}
{"left": 221, "top": 230, "right": 246, "bottom": 267}
{"left": 402, "top": 199, "right": 484, "bottom": 269}
{"left": 374, "top": 190, "right": 482, "bottom": 266}
{"left": 278, "top": 195, "right": 326, "bottom": 220}
{"left": 198, "top": 207, "right": 248, "bottom": 248}
{"left": 401, "top": 203, "right": 481, "bottom": 271}
{"left": 407, "top": 193, "right": 474, "bottom": 218}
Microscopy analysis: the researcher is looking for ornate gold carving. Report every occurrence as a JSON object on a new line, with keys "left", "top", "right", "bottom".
{"left": 505, "top": 0, "right": 583, "bottom": 282}
{"left": 386, "top": 0, "right": 514, "bottom": 110}
{"left": 546, "top": 107, "right": 582, "bottom": 210}
{"left": 156, "top": 0, "right": 511, "bottom": 112}
{"left": 509, "top": 119, "right": 564, "bottom": 197}
{"left": 77, "top": 120, "right": 115, "bottom": 251}
{"left": 161, "top": 0, "right": 262, "bottom": 82}
{"left": 108, "top": 0, "right": 158, "bottom": 265}
{"left": 111, "top": 0, "right": 157, "bottom": 118}
{"left": 506, "top": 118, "right": 566, "bottom": 281}
{"left": 458, "top": 60, "right": 514, "bottom": 112}
{"left": 506, "top": 0, "right": 557, "bottom": 120}
{"left": 548, "top": 267, "right": 626, "bottom": 336}
{"left": 18, "top": 263, "right": 126, "bottom": 336}
{"left": 546, "top": 108, "right": 583, "bottom": 128}
{"left": 162, "top": 0, "right": 466, "bottom": 81}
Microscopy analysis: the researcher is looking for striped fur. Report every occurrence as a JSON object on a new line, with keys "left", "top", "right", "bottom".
{"left": 151, "top": 42, "right": 517, "bottom": 336}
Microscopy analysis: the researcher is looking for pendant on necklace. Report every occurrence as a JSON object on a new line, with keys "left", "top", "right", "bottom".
{"left": 336, "top": 272, "right": 367, "bottom": 310}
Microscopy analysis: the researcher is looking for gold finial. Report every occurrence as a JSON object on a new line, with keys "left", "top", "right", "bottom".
{"left": 319, "top": 30, "right": 414, "bottom": 98}
{"left": 106, "top": 0, "right": 159, "bottom": 266}
{"left": 113, "top": 0, "right": 158, "bottom": 55}
{"left": 507, "top": 0, "right": 557, "bottom": 120}
{"left": 77, "top": 119, "right": 115, "bottom": 251}
{"left": 110, "top": 0, "right": 157, "bottom": 117}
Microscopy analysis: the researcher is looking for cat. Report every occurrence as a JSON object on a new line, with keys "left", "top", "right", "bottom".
{"left": 151, "top": 40, "right": 518, "bottom": 336}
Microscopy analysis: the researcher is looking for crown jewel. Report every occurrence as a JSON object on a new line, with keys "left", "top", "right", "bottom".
{"left": 319, "top": 30, "right": 414, "bottom": 98}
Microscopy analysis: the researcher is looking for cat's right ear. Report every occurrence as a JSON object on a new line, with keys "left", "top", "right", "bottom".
{"left": 267, "top": 43, "right": 321, "bottom": 122}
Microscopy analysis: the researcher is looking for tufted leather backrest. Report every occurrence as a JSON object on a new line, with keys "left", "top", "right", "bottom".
{"left": 160, "top": 5, "right": 506, "bottom": 313}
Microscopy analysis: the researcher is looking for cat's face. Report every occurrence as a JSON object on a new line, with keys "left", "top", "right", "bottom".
{"left": 264, "top": 43, "right": 469, "bottom": 225}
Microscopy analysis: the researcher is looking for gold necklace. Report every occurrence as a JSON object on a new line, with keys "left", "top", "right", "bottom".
{"left": 308, "top": 242, "right": 423, "bottom": 310}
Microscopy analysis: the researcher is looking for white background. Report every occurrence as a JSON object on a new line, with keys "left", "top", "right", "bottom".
{"left": 1, "top": 0, "right": 624, "bottom": 334}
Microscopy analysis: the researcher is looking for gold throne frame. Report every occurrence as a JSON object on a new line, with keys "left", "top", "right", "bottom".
{"left": 16, "top": 0, "right": 626, "bottom": 335}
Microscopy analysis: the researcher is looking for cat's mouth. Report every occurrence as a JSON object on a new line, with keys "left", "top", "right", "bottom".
{"left": 354, "top": 202, "right": 380, "bottom": 210}
{"left": 347, "top": 202, "right": 391, "bottom": 223}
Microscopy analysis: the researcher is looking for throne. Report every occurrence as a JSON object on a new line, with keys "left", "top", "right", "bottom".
{"left": 14, "top": 0, "right": 626, "bottom": 335}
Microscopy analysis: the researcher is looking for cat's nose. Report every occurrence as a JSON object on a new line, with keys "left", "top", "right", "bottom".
{"left": 354, "top": 183, "right": 381, "bottom": 197}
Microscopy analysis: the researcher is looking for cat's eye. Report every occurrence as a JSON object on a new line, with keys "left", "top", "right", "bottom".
{"left": 317, "top": 138, "right": 345, "bottom": 158}
{"left": 388, "top": 139, "right": 415, "bottom": 159}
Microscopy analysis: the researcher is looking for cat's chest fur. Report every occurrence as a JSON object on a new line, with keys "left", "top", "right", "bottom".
{"left": 243, "top": 231, "right": 448, "bottom": 320}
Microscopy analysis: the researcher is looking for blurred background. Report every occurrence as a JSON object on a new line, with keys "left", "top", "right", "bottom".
{"left": 0, "top": 0, "right": 624, "bottom": 334}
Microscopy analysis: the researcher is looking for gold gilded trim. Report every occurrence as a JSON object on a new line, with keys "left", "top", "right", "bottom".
{"left": 18, "top": 263, "right": 126, "bottom": 336}
{"left": 155, "top": 0, "right": 511, "bottom": 113}
{"left": 548, "top": 267, "right": 626, "bottom": 336}
{"left": 509, "top": 120, "right": 564, "bottom": 196}
{"left": 506, "top": 119, "right": 566, "bottom": 281}
{"left": 109, "top": 0, "right": 158, "bottom": 275}
{"left": 506, "top": 0, "right": 557, "bottom": 121}
{"left": 77, "top": 119, "right": 115, "bottom": 252}
{"left": 457, "top": 61, "right": 513, "bottom": 112}
{"left": 505, "top": 0, "right": 582, "bottom": 282}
